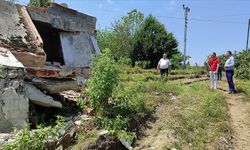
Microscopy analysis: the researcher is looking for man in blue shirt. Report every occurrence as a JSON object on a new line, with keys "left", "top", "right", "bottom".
{"left": 224, "top": 51, "right": 236, "bottom": 94}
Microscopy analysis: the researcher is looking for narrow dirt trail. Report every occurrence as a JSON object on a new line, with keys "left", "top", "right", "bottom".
{"left": 219, "top": 85, "right": 250, "bottom": 150}
{"left": 133, "top": 100, "right": 176, "bottom": 150}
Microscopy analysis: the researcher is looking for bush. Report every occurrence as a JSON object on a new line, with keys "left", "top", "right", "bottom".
{"left": 235, "top": 50, "right": 250, "bottom": 79}
{"left": 29, "top": 0, "right": 53, "bottom": 7}
{"left": 117, "top": 57, "right": 132, "bottom": 65}
{"left": 86, "top": 48, "right": 119, "bottom": 112}
{"left": 2, "top": 116, "right": 64, "bottom": 150}
{"left": 135, "top": 61, "right": 151, "bottom": 69}
{"left": 85, "top": 49, "right": 145, "bottom": 143}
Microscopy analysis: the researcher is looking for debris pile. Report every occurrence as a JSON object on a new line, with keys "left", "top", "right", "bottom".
{"left": 0, "top": 0, "right": 100, "bottom": 133}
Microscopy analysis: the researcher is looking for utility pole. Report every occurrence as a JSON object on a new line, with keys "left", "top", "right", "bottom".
{"left": 183, "top": 4, "right": 190, "bottom": 69}
{"left": 246, "top": 19, "right": 250, "bottom": 51}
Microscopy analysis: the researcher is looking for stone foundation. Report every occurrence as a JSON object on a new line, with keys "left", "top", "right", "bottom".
{"left": 0, "top": 67, "right": 28, "bottom": 133}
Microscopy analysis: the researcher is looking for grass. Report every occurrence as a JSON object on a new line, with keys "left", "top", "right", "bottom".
{"left": 121, "top": 65, "right": 231, "bottom": 148}
{"left": 118, "top": 65, "right": 231, "bottom": 149}
{"left": 236, "top": 80, "right": 250, "bottom": 100}
{"left": 71, "top": 65, "right": 231, "bottom": 149}
{"left": 170, "top": 82, "right": 231, "bottom": 149}
{"left": 70, "top": 130, "right": 99, "bottom": 150}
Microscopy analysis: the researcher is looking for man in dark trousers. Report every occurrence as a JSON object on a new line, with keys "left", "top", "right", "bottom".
{"left": 157, "top": 53, "right": 171, "bottom": 76}
{"left": 217, "top": 62, "right": 223, "bottom": 80}
{"left": 224, "top": 51, "right": 236, "bottom": 94}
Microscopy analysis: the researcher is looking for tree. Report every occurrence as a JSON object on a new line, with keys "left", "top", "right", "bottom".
{"left": 29, "top": 0, "right": 53, "bottom": 7}
{"left": 97, "top": 9, "right": 144, "bottom": 60}
{"left": 235, "top": 50, "right": 250, "bottom": 79}
{"left": 132, "top": 15, "right": 178, "bottom": 68}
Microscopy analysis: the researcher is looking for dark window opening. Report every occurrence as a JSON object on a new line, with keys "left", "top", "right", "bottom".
{"left": 32, "top": 20, "right": 65, "bottom": 65}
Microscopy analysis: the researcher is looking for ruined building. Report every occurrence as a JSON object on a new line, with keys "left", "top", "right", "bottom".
{"left": 0, "top": 0, "right": 100, "bottom": 133}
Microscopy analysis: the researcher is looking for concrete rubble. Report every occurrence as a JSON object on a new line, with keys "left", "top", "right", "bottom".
{"left": 24, "top": 84, "right": 62, "bottom": 108}
{"left": 0, "top": 0, "right": 100, "bottom": 133}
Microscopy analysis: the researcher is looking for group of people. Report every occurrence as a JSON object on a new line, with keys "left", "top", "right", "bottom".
{"left": 208, "top": 51, "right": 236, "bottom": 94}
{"left": 156, "top": 51, "right": 236, "bottom": 94}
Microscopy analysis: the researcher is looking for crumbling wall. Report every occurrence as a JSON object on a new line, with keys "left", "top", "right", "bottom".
{"left": 0, "top": 67, "right": 28, "bottom": 133}
{"left": 27, "top": 3, "right": 97, "bottom": 34}
{"left": 0, "top": 0, "right": 46, "bottom": 67}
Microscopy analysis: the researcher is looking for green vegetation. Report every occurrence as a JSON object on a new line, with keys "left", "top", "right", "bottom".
{"left": 85, "top": 49, "right": 146, "bottom": 142}
{"left": 29, "top": 0, "right": 53, "bottom": 7}
{"left": 97, "top": 10, "right": 183, "bottom": 69}
{"left": 235, "top": 50, "right": 250, "bottom": 79}
{"left": 171, "top": 83, "right": 231, "bottom": 149}
{"left": 97, "top": 9, "right": 144, "bottom": 61}
{"left": 70, "top": 130, "right": 99, "bottom": 150}
{"left": 237, "top": 80, "right": 250, "bottom": 100}
{"left": 2, "top": 116, "right": 64, "bottom": 150}
{"left": 132, "top": 15, "right": 178, "bottom": 68}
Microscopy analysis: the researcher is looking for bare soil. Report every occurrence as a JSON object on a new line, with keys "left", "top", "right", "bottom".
{"left": 133, "top": 99, "right": 177, "bottom": 150}
{"left": 219, "top": 81, "right": 250, "bottom": 150}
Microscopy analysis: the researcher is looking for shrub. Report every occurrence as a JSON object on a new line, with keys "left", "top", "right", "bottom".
{"left": 117, "top": 57, "right": 132, "bottom": 65}
{"left": 86, "top": 49, "right": 119, "bottom": 112}
{"left": 135, "top": 61, "right": 151, "bottom": 69}
{"left": 85, "top": 49, "right": 145, "bottom": 142}
{"left": 2, "top": 116, "right": 64, "bottom": 150}
{"left": 235, "top": 50, "right": 250, "bottom": 79}
{"left": 29, "top": 0, "right": 53, "bottom": 7}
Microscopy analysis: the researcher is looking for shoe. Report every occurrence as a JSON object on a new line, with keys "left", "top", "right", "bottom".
{"left": 228, "top": 91, "right": 232, "bottom": 94}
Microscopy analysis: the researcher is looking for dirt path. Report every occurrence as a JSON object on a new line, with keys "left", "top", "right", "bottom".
{"left": 133, "top": 99, "right": 176, "bottom": 150}
{"left": 219, "top": 84, "right": 250, "bottom": 150}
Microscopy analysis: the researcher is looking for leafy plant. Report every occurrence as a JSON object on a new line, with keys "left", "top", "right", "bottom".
{"left": 29, "top": 0, "right": 53, "bottom": 7}
{"left": 2, "top": 116, "right": 64, "bottom": 150}
{"left": 132, "top": 15, "right": 178, "bottom": 68}
{"left": 86, "top": 48, "right": 119, "bottom": 112}
{"left": 235, "top": 50, "right": 250, "bottom": 79}
{"left": 97, "top": 9, "right": 144, "bottom": 61}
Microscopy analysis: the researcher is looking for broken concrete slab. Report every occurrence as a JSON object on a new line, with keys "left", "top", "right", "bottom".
{"left": 27, "top": 3, "right": 97, "bottom": 34}
{"left": 0, "top": 47, "right": 24, "bottom": 68}
{"left": 32, "top": 78, "right": 79, "bottom": 94}
{"left": 24, "top": 84, "right": 62, "bottom": 108}
{"left": 60, "top": 90, "right": 81, "bottom": 101}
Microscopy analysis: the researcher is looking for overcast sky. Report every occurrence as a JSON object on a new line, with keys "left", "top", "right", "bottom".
{"left": 18, "top": 0, "right": 250, "bottom": 65}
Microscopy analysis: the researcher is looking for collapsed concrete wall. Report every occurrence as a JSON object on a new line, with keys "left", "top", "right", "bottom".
{"left": 27, "top": 3, "right": 96, "bottom": 34}
{"left": 0, "top": 0, "right": 46, "bottom": 67}
{"left": 26, "top": 3, "right": 100, "bottom": 70}
{"left": 0, "top": 47, "right": 28, "bottom": 133}
{"left": 0, "top": 1, "right": 101, "bottom": 133}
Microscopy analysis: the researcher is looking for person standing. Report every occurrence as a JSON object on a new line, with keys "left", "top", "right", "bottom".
{"left": 208, "top": 52, "right": 220, "bottom": 89}
{"left": 217, "top": 62, "right": 223, "bottom": 80}
{"left": 224, "top": 51, "right": 236, "bottom": 94}
{"left": 157, "top": 53, "right": 171, "bottom": 76}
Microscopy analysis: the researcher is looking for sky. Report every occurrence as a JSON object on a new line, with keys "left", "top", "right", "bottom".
{"left": 17, "top": 0, "right": 250, "bottom": 65}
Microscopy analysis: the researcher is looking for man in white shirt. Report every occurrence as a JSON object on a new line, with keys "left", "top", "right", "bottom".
{"left": 224, "top": 51, "right": 236, "bottom": 94}
{"left": 157, "top": 53, "right": 171, "bottom": 76}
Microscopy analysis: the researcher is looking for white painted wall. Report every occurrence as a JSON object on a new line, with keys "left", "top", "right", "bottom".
{"left": 60, "top": 32, "right": 93, "bottom": 68}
